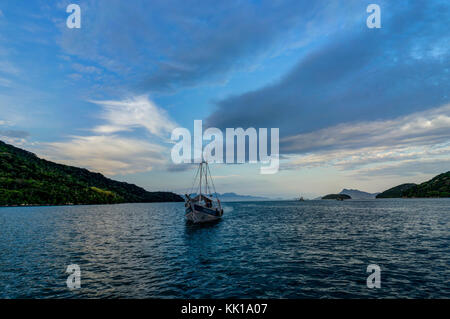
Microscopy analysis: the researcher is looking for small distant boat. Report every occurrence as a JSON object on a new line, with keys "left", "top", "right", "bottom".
{"left": 298, "top": 196, "right": 305, "bottom": 202}
{"left": 185, "top": 161, "right": 223, "bottom": 223}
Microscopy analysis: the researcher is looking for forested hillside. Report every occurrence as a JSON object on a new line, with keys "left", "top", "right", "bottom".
{"left": 0, "top": 140, "right": 183, "bottom": 206}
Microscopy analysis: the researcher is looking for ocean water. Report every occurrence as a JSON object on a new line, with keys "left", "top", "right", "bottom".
{"left": 0, "top": 199, "right": 449, "bottom": 299}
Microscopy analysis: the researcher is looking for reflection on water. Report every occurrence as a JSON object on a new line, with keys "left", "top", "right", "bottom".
{"left": 0, "top": 199, "right": 449, "bottom": 298}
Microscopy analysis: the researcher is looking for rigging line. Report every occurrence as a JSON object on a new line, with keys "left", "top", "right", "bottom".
{"left": 207, "top": 163, "right": 218, "bottom": 200}
{"left": 196, "top": 164, "right": 201, "bottom": 195}
{"left": 188, "top": 164, "right": 200, "bottom": 196}
{"left": 207, "top": 166, "right": 211, "bottom": 195}
{"left": 188, "top": 168, "right": 198, "bottom": 195}
{"left": 206, "top": 164, "right": 210, "bottom": 196}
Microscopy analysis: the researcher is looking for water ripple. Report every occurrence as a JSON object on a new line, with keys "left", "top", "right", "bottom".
{"left": 0, "top": 199, "right": 449, "bottom": 298}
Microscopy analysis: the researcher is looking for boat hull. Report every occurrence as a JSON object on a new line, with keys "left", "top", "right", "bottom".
{"left": 185, "top": 203, "right": 222, "bottom": 223}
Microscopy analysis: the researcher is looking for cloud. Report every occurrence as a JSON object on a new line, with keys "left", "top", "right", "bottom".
{"left": 352, "top": 159, "right": 450, "bottom": 178}
{"left": 71, "top": 63, "right": 102, "bottom": 74}
{"left": 30, "top": 95, "right": 179, "bottom": 175}
{"left": 139, "top": 1, "right": 322, "bottom": 91}
{"left": 282, "top": 104, "right": 450, "bottom": 154}
{"left": 0, "top": 129, "right": 30, "bottom": 139}
{"left": 0, "top": 120, "right": 29, "bottom": 145}
{"left": 165, "top": 162, "right": 195, "bottom": 172}
{"left": 67, "top": 73, "right": 83, "bottom": 81}
{"left": 57, "top": 0, "right": 360, "bottom": 92}
{"left": 0, "top": 61, "right": 20, "bottom": 75}
{"left": 40, "top": 135, "right": 167, "bottom": 176}
{"left": 282, "top": 103, "right": 450, "bottom": 177}
{"left": 206, "top": 1, "right": 450, "bottom": 135}
{"left": 90, "top": 95, "right": 177, "bottom": 137}
{"left": 0, "top": 76, "right": 12, "bottom": 87}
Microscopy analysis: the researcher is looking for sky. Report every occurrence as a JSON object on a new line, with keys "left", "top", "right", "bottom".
{"left": 0, "top": 0, "right": 449, "bottom": 198}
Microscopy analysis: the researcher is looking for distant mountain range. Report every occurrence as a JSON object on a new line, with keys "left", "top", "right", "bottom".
{"left": 339, "top": 189, "right": 379, "bottom": 199}
{"left": 187, "top": 192, "right": 271, "bottom": 202}
{"left": 0, "top": 140, "right": 184, "bottom": 206}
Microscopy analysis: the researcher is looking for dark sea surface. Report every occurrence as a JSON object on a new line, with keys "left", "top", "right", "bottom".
{"left": 0, "top": 199, "right": 449, "bottom": 298}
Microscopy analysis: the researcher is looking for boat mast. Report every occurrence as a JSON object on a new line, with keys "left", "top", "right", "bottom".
{"left": 199, "top": 162, "right": 202, "bottom": 198}
{"left": 205, "top": 162, "right": 221, "bottom": 209}
{"left": 205, "top": 161, "right": 208, "bottom": 195}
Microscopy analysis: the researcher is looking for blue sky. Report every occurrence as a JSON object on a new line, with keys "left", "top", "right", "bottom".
{"left": 0, "top": 0, "right": 449, "bottom": 198}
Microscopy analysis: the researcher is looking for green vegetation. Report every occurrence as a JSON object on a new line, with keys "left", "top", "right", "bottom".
{"left": 376, "top": 183, "right": 416, "bottom": 198}
{"left": 377, "top": 172, "right": 450, "bottom": 198}
{"left": 322, "top": 194, "right": 351, "bottom": 200}
{"left": 0, "top": 140, "right": 183, "bottom": 206}
{"left": 403, "top": 172, "right": 450, "bottom": 198}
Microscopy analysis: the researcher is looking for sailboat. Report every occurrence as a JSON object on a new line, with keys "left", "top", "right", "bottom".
{"left": 185, "top": 161, "right": 223, "bottom": 223}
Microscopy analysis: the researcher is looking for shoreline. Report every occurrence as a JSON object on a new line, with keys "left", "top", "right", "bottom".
{"left": 2, "top": 197, "right": 449, "bottom": 208}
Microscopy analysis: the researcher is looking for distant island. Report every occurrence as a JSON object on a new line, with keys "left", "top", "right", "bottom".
{"left": 0, "top": 140, "right": 183, "bottom": 206}
{"left": 339, "top": 189, "right": 379, "bottom": 199}
{"left": 315, "top": 172, "right": 449, "bottom": 200}
{"left": 377, "top": 172, "right": 450, "bottom": 198}
{"left": 322, "top": 194, "right": 351, "bottom": 200}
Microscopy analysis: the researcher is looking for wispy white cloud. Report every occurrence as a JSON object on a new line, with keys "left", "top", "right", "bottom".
{"left": 33, "top": 96, "right": 178, "bottom": 176}
{"left": 39, "top": 135, "right": 167, "bottom": 176}
{"left": 0, "top": 136, "right": 27, "bottom": 146}
{"left": 352, "top": 158, "right": 450, "bottom": 178}
{"left": 283, "top": 104, "right": 450, "bottom": 153}
{"left": 0, "top": 120, "right": 28, "bottom": 144}
{"left": 0, "top": 61, "right": 20, "bottom": 75}
{"left": 67, "top": 73, "right": 83, "bottom": 81}
{"left": 71, "top": 63, "right": 102, "bottom": 74}
{"left": 0, "top": 76, "right": 12, "bottom": 87}
{"left": 90, "top": 95, "right": 177, "bottom": 137}
{"left": 0, "top": 120, "right": 28, "bottom": 146}
{"left": 283, "top": 103, "right": 450, "bottom": 177}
